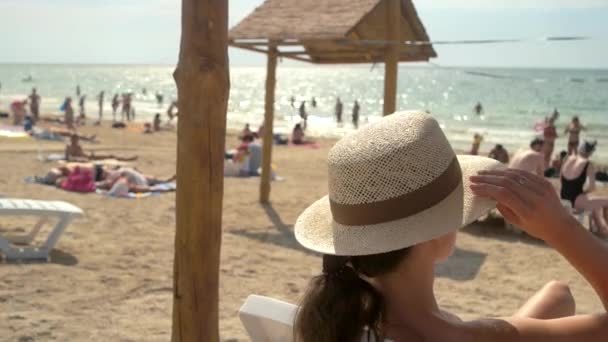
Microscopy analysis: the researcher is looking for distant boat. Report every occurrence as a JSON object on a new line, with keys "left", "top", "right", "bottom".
{"left": 22, "top": 75, "right": 33, "bottom": 82}
{"left": 596, "top": 78, "right": 608, "bottom": 83}
{"left": 569, "top": 78, "right": 585, "bottom": 83}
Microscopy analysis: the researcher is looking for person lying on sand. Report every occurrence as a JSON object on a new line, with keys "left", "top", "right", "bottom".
{"left": 293, "top": 111, "right": 608, "bottom": 342}
{"left": 96, "top": 167, "right": 176, "bottom": 194}
{"left": 65, "top": 134, "right": 137, "bottom": 162}
{"left": 37, "top": 163, "right": 115, "bottom": 186}
{"left": 509, "top": 137, "right": 545, "bottom": 176}
{"left": 560, "top": 141, "right": 608, "bottom": 237}
{"left": 26, "top": 123, "right": 96, "bottom": 142}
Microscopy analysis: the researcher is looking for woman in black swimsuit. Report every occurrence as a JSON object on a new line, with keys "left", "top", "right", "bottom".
{"left": 560, "top": 141, "right": 608, "bottom": 236}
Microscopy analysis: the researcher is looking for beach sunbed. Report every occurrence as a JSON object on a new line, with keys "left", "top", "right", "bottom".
{"left": 239, "top": 294, "right": 297, "bottom": 341}
{"left": 0, "top": 198, "right": 83, "bottom": 261}
{"left": 239, "top": 294, "right": 388, "bottom": 341}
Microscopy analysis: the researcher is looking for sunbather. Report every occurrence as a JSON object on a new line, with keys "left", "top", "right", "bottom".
{"left": 37, "top": 163, "right": 114, "bottom": 186}
{"left": 96, "top": 167, "right": 175, "bottom": 194}
{"left": 561, "top": 141, "right": 608, "bottom": 236}
{"left": 65, "top": 134, "right": 137, "bottom": 162}
{"left": 509, "top": 137, "right": 545, "bottom": 176}
{"left": 27, "top": 125, "right": 96, "bottom": 142}
{"left": 293, "top": 111, "right": 608, "bottom": 342}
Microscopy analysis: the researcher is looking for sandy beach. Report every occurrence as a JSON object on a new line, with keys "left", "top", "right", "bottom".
{"left": 0, "top": 117, "right": 604, "bottom": 341}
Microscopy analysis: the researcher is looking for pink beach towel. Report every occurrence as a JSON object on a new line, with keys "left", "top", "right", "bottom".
{"left": 61, "top": 166, "right": 96, "bottom": 193}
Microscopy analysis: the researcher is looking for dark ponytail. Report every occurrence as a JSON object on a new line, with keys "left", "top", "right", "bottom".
{"left": 294, "top": 248, "right": 410, "bottom": 342}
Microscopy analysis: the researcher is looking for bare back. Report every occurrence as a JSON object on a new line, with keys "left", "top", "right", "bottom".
{"left": 508, "top": 149, "right": 544, "bottom": 175}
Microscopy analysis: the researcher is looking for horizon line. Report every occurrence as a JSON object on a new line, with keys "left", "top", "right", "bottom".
{"left": 0, "top": 62, "right": 607, "bottom": 71}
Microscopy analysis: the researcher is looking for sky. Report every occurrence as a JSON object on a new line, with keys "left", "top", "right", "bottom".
{"left": 0, "top": 0, "right": 607, "bottom": 68}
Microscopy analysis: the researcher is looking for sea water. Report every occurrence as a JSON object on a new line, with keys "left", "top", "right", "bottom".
{"left": 1, "top": 64, "right": 607, "bottom": 161}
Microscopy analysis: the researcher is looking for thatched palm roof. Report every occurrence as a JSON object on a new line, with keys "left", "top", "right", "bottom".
{"left": 229, "top": 0, "right": 436, "bottom": 64}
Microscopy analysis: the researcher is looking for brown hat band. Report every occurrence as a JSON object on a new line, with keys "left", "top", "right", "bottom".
{"left": 329, "top": 157, "right": 462, "bottom": 226}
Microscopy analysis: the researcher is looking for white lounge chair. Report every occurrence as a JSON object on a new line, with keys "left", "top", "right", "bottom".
{"left": 0, "top": 198, "right": 83, "bottom": 261}
{"left": 239, "top": 294, "right": 388, "bottom": 342}
{"left": 239, "top": 295, "right": 297, "bottom": 342}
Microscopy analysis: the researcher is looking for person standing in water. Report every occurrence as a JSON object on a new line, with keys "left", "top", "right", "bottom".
{"left": 335, "top": 97, "right": 343, "bottom": 124}
{"left": 96, "top": 91, "right": 105, "bottom": 124}
{"left": 564, "top": 116, "right": 585, "bottom": 155}
{"left": 111, "top": 94, "right": 119, "bottom": 122}
{"left": 299, "top": 101, "right": 308, "bottom": 130}
{"left": 352, "top": 100, "right": 360, "bottom": 129}
{"left": 289, "top": 96, "right": 295, "bottom": 108}
{"left": 63, "top": 97, "right": 75, "bottom": 130}
{"left": 78, "top": 95, "right": 86, "bottom": 122}
{"left": 122, "top": 93, "right": 132, "bottom": 121}
{"left": 311, "top": 97, "right": 317, "bottom": 108}
{"left": 543, "top": 114, "right": 558, "bottom": 167}
{"left": 155, "top": 92, "right": 164, "bottom": 106}
{"left": 28, "top": 88, "right": 41, "bottom": 122}
{"left": 474, "top": 101, "right": 483, "bottom": 115}
{"left": 167, "top": 100, "right": 178, "bottom": 121}
{"left": 76, "top": 85, "right": 81, "bottom": 97}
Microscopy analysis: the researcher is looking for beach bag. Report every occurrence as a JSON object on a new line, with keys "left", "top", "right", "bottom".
{"left": 61, "top": 166, "right": 96, "bottom": 193}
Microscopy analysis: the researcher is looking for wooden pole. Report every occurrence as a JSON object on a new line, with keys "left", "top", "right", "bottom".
{"left": 171, "top": 0, "right": 229, "bottom": 340}
{"left": 260, "top": 44, "right": 278, "bottom": 203}
{"left": 383, "top": 0, "right": 401, "bottom": 116}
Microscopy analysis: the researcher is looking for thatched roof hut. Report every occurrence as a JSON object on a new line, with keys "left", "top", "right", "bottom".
{"left": 230, "top": 0, "right": 436, "bottom": 203}
{"left": 230, "top": 0, "right": 436, "bottom": 64}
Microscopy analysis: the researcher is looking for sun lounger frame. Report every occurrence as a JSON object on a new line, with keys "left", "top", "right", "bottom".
{"left": 0, "top": 199, "right": 83, "bottom": 261}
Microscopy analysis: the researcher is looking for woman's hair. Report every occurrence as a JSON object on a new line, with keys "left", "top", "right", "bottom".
{"left": 579, "top": 140, "right": 597, "bottom": 156}
{"left": 294, "top": 247, "right": 410, "bottom": 342}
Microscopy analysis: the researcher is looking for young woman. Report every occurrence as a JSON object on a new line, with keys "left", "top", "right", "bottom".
{"left": 564, "top": 116, "right": 585, "bottom": 155}
{"left": 294, "top": 111, "right": 608, "bottom": 341}
{"left": 561, "top": 141, "right": 608, "bottom": 236}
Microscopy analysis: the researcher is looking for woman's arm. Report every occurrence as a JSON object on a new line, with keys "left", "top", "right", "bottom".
{"left": 469, "top": 169, "right": 608, "bottom": 341}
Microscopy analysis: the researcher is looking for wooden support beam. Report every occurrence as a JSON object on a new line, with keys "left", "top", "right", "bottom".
{"left": 230, "top": 39, "right": 302, "bottom": 46}
{"left": 383, "top": 0, "right": 401, "bottom": 116}
{"left": 231, "top": 43, "right": 269, "bottom": 54}
{"left": 171, "top": 0, "right": 229, "bottom": 341}
{"left": 260, "top": 44, "right": 278, "bottom": 203}
{"left": 276, "top": 53, "right": 312, "bottom": 63}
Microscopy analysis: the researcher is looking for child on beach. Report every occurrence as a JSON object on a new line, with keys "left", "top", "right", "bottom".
{"left": 293, "top": 111, "right": 608, "bottom": 342}
{"left": 470, "top": 133, "right": 483, "bottom": 155}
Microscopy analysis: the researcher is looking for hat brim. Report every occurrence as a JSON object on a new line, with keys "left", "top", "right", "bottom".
{"left": 294, "top": 155, "right": 505, "bottom": 256}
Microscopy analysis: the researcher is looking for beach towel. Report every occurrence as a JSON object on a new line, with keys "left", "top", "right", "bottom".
{"left": 289, "top": 141, "right": 321, "bottom": 149}
{"left": 60, "top": 166, "right": 96, "bottom": 193}
{"left": 0, "top": 125, "right": 29, "bottom": 138}
{"left": 96, "top": 182, "right": 177, "bottom": 199}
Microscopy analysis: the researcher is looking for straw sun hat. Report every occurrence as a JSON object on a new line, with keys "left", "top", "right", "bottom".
{"left": 295, "top": 110, "right": 504, "bottom": 256}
